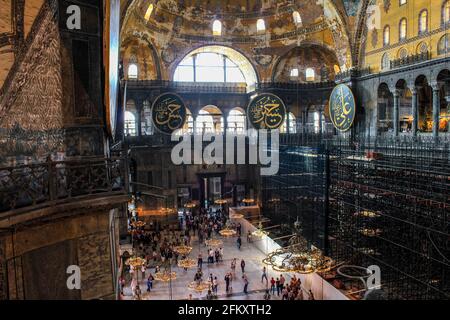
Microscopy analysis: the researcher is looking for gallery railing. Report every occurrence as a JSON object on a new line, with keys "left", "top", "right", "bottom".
{"left": 0, "top": 157, "right": 128, "bottom": 213}
{"left": 390, "top": 52, "right": 431, "bottom": 69}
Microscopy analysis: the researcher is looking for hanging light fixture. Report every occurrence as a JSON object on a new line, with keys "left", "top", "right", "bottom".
{"left": 242, "top": 198, "right": 255, "bottom": 204}
{"left": 262, "top": 217, "right": 333, "bottom": 274}
{"left": 125, "top": 256, "right": 146, "bottom": 269}
{"left": 187, "top": 281, "right": 211, "bottom": 292}
{"left": 130, "top": 220, "right": 146, "bottom": 229}
{"left": 154, "top": 270, "right": 177, "bottom": 282}
{"left": 178, "top": 258, "right": 197, "bottom": 269}
{"left": 252, "top": 221, "right": 268, "bottom": 238}
{"left": 173, "top": 245, "right": 193, "bottom": 256}
{"left": 214, "top": 199, "right": 228, "bottom": 205}
{"left": 219, "top": 220, "right": 237, "bottom": 237}
{"left": 205, "top": 238, "right": 223, "bottom": 247}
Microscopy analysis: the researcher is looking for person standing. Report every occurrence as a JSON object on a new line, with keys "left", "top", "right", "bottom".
{"left": 240, "top": 259, "right": 245, "bottom": 273}
{"left": 225, "top": 273, "right": 230, "bottom": 293}
{"left": 270, "top": 277, "right": 276, "bottom": 295}
{"left": 243, "top": 275, "right": 249, "bottom": 294}
{"left": 231, "top": 258, "right": 236, "bottom": 279}
{"left": 236, "top": 236, "right": 242, "bottom": 250}
{"left": 309, "top": 290, "right": 315, "bottom": 300}
{"left": 275, "top": 277, "right": 281, "bottom": 296}
{"left": 147, "top": 274, "right": 154, "bottom": 292}
{"left": 261, "top": 266, "right": 268, "bottom": 284}
{"left": 198, "top": 252, "right": 203, "bottom": 269}
{"left": 279, "top": 274, "right": 285, "bottom": 291}
{"left": 213, "top": 276, "right": 218, "bottom": 295}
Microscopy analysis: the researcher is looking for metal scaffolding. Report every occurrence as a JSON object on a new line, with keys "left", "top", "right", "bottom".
{"left": 261, "top": 135, "right": 450, "bottom": 299}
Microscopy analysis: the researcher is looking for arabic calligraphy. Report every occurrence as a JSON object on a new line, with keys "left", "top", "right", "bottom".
{"left": 152, "top": 93, "right": 187, "bottom": 134}
{"left": 248, "top": 94, "right": 286, "bottom": 130}
{"left": 329, "top": 84, "right": 356, "bottom": 132}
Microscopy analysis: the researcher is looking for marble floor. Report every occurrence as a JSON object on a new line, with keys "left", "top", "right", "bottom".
{"left": 121, "top": 235, "right": 312, "bottom": 301}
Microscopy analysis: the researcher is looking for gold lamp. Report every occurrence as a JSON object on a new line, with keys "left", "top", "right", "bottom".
{"left": 188, "top": 281, "right": 211, "bottom": 292}
{"left": 154, "top": 270, "right": 177, "bottom": 282}
{"left": 125, "top": 256, "right": 146, "bottom": 268}
{"left": 205, "top": 238, "right": 223, "bottom": 247}
{"left": 178, "top": 258, "right": 197, "bottom": 269}
{"left": 173, "top": 245, "right": 193, "bottom": 256}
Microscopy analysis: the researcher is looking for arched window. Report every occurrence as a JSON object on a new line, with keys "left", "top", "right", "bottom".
{"left": 213, "top": 20, "right": 222, "bottom": 36}
{"left": 443, "top": 1, "right": 450, "bottom": 25}
{"left": 417, "top": 41, "right": 428, "bottom": 54}
{"left": 419, "top": 10, "right": 428, "bottom": 34}
{"left": 176, "top": 109, "right": 194, "bottom": 135}
{"left": 125, "top": 111, "right": 136, "bottom": 136}
{"left": 383, "top": 25, "right": 390, "bottom": 46}
{"left": 257, "top": 19, "right": 266, "bottom": 33}
{"left": 290, "top": 68, "right": 299, "bottom": 78}
{"left": 305, "top": 68, "right": 315, "bottom": 82}
{"left": 399, "top": 0, "right": 407, "bottom": 5}
{"left": 196, "top": 110, "right": 215, "bottom": 134}
{"left": 128, "top": 64, "right": 138, "bottom": 79}
{"left": 399, "top": 18, "right": 407, "bottom": 41}
{"left": 174, "top": 52, "right": 245, "bottom": 83}
{"left": 398, "top": 48, "right": 408, "bottom": 59}
{"left": 280, "top": 113, "right": 296, "bottom": 133}
{"left": 227, "top": 109, "right": 246, "bottom": 134}
{"left": 144, "top": 4, "right": 154, "bottom": 21}
{"left": 438, "top": 34, "right": 450, "bottom": 55}
{"left": 381, "top": 53, "right": 390, "bottom": 70}
{"left": 293, "top": 11, "right": 302, "bottom": 26}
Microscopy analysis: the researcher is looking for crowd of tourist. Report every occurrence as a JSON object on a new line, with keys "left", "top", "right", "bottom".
{"left": 120, "top": 205, "right": 314, "bottom": 300}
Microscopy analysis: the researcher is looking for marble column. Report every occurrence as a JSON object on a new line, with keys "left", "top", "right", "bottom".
{"left": 393, "top": 89, "right": 400, "bottom": 137}
{"left": 135, "top": 100, "right": 143, "bottom": 137}
{"left": 432, "top": 84, "right": 441, "bottom": 138}
{"left": 411, "top": 87, "right": 418, "bottom": 136}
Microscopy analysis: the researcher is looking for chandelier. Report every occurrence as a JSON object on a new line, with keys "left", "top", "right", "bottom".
{"left": 173, "top": 245, "right": 193, "bottom": 256}
{"left": 184, "top": 202, "right": 197, "bottom": 208}
{"left": 242, "top": 198, "right": 255, "bottom": 204}
{"left": 262, "top": 217, "right": 332, "bottom": 274}
{"left": 252, "top": 221, "right": 268, "bottom": 238}
{"left": 187, "top": 281, "right": 211, "bottom": 292}
{"left": 130, "top": 220, "right": 146, "bottom": 228}
{"left": 214, "top": 199, "right": 228, "bottom": 205}
{"left": 230, "top": 212, "right": 244, "bottom": 219}
{"left": 125, "top": 256, "right": 146, "bottom": 268}
{"left": 178, "top": 258, "right": 197, "bottom": 269}
{"left": 205, "top": 238, "right": 223, "bottom": 247}
{"left": 154, "top": 270, "right": 177, "bottom": 282}
{"left": 219, "top": 228, "right": 237, "bottom": 237}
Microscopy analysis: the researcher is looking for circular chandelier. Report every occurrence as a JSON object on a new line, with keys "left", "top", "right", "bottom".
{"left": 230, "top": 212, "right": 244, "bottom": 219}
{"left": 178, "top": 258, "right": 197, "bottom": 269}
{"left": 154, "top": 270, "right": 177, "bottom": 282}
{"left": 187, "top": 281, "right": 211, "bottom": 292}
{"left": 173, "top": 245, "right": 193, "bottom": 256}
{"left": 214, "top": 199, "right": 228, "bottom": 205}
{"left": 252, "top": 222, "right": 268, "bottom": 238}
{"left": 184, "top": 202, "right": 197, "bottom": 208}
{"left": 262, "top": 223, "right": 332, "bottom": 274}
{"left": 205, "top": 238, "right": 223, "bottom": 247}
{"left": 125, "top": 256, "right": 146, "bottom": 268}
{"left": 130, "top": 220, "right": 146, "bottom": 228}
{"left": 219, "top": 228, "right": 237, "bottom": 237}
{"left": 242, "top": 198, "right": 255, "bottom": 204}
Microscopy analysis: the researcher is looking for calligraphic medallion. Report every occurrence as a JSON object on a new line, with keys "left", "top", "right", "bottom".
{"left": 329, "top": 84, "right": 356, "bottom": 132}
{"left": 152, "top": 93, "right": 187, "bottom": 134}
{"left": 247, "top": 93, "right": 286, "bottom": 130}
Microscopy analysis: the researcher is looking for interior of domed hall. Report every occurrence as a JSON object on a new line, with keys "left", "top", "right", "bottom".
{"left": 0, "top": 0, "right": 449, "bottom": 302}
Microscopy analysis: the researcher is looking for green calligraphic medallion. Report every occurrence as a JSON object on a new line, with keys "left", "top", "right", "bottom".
{"left": 329, "top": 84, "right": 356, "bottom": 132}
{"left": 247, "top": 93, "right": 286, "bottom": 130}
{"left": 152, "top": 93, "right": 187, "bottom": 134}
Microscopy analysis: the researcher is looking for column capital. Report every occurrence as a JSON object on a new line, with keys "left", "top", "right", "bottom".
{"left": 430, "top": 81, "right": 443, "bottom": 92}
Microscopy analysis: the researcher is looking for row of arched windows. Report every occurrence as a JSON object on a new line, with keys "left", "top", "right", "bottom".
{"left": 212, "top": 11, "right": 302, "bottom": 36}
{"left": 381, "top": 33, "right": 449, "bottom": 70}
{"left": 124, "top": 108, "right": 300, "bottom": 136}
{"left": 383, "top": 1, "right": 450, "bottom": 47}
